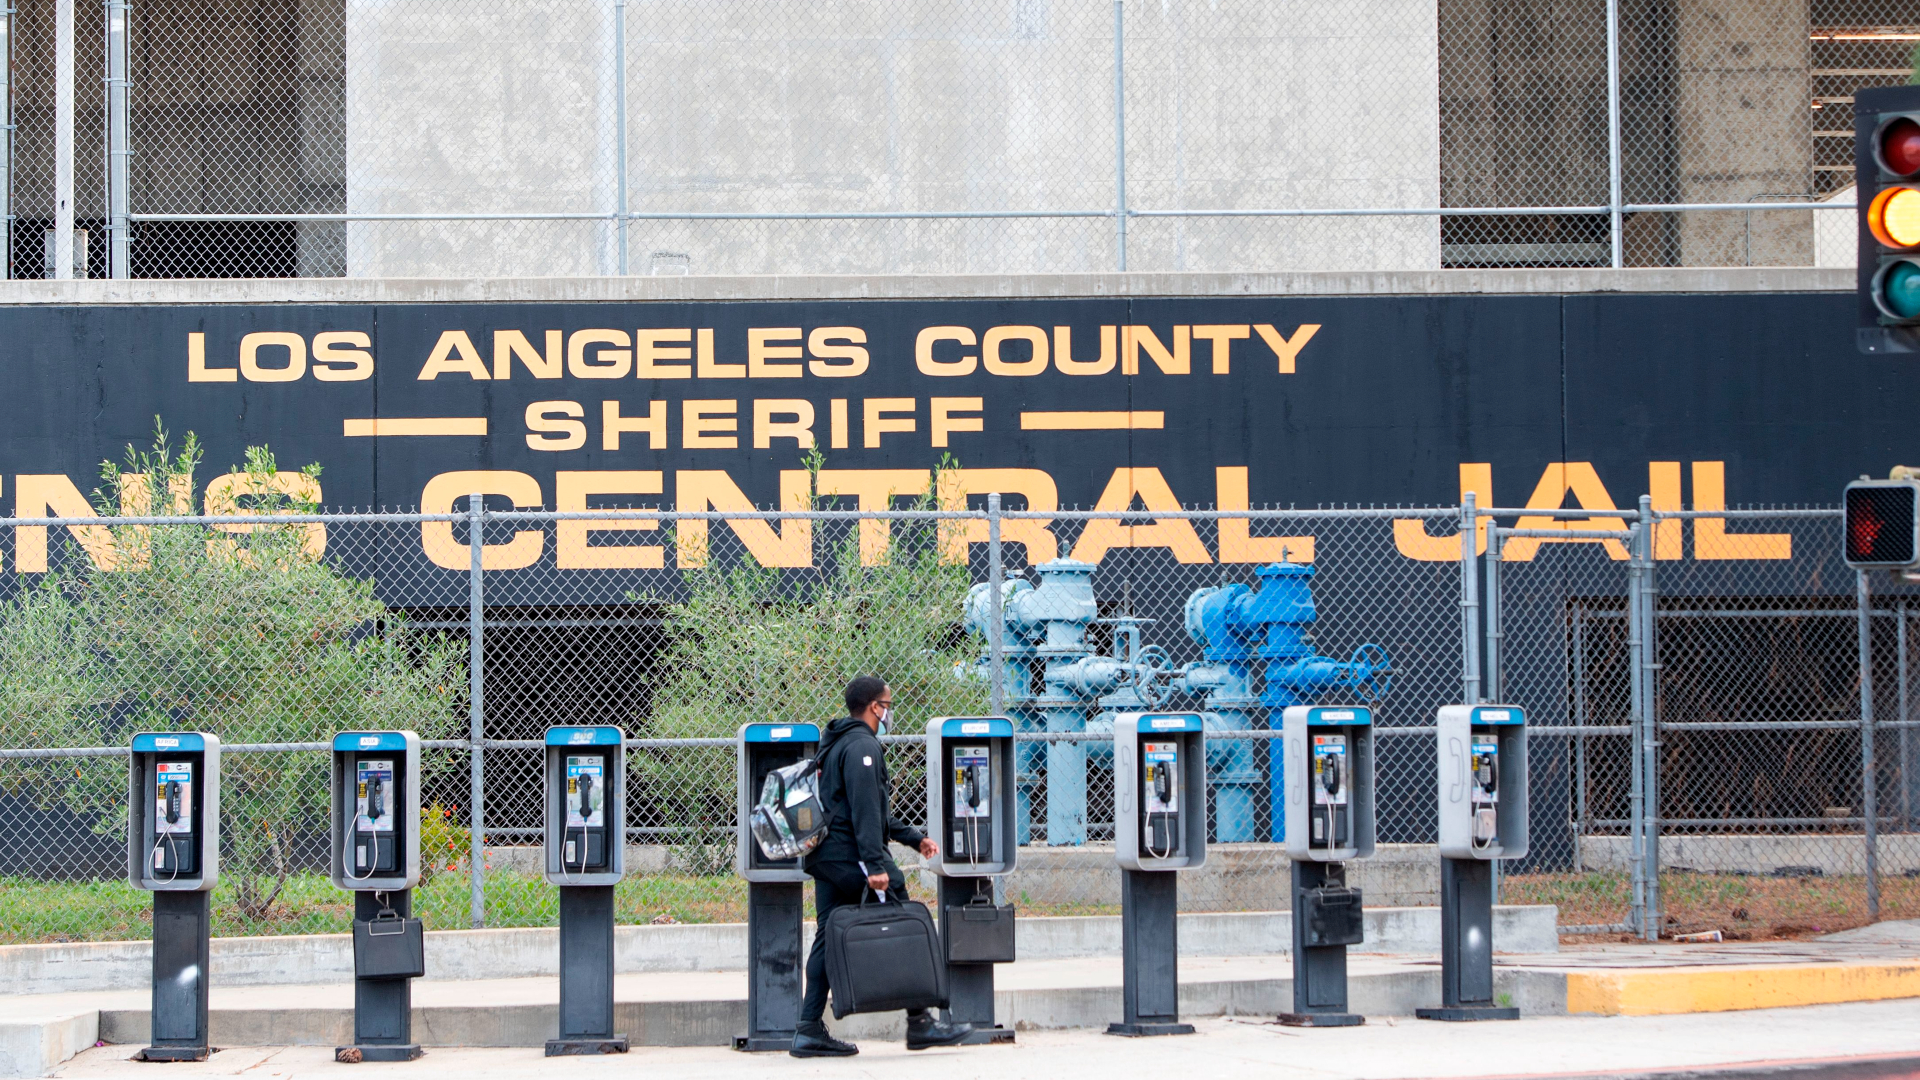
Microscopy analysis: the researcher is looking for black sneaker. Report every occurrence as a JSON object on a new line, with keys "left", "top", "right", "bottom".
{"left": 905, "top": 1015, "right": 974, "bottom": 1051}
{"left": 790, "top": 1021, "right": 858, "bottom": 1058}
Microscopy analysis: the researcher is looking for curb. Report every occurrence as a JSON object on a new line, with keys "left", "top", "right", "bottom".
{"left": 1458, "top": 1052, "right": 1920, "bottom": 1080}
{"left": 1566, "top": 962, "right": 1920, "bottom": 1017}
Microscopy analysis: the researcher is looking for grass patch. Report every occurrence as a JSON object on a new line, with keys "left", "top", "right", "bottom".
{"left": 1503, "top": 869, "right": 1920, "bottom": 940}
{"left": 1, "top": 870, "right": 1124, "bottom": 943}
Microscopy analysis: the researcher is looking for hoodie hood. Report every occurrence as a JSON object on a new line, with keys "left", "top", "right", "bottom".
{"left": 819, "top": 715, "right": 870, "bottom": 757}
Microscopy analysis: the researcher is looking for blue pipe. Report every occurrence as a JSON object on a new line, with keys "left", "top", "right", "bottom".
{"left": 1183, "top": 563, "right": 1391, "bottom": 843}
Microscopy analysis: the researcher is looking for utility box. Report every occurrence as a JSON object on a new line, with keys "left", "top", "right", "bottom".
{"left": 545, "top": 726, "right": 626, "bottom": 886}
{"left": 1282, "top": 706, "right": 1376, "bottom": 862}
{"left": 1435, "top": 705, "right": 1528, "bottom": 861}
{"left": 330, "top": 730, "right": 422, "bottom": 891}
{"left": 1113, "top": 712, "right": 1209, "bottom": 872}
{"left": 735, "top": 722, "right": 821, "bottom": 882}
{"left": 924, "top": 716, "right": 1018, "bottom": 877}
{"left": 128, "top": 732, "right": 221, "bottom": 892}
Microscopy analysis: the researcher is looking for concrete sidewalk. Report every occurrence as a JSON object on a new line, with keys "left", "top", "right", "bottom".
{"left": 46, "top": 1000, "right": 1920, "bottom": 1079}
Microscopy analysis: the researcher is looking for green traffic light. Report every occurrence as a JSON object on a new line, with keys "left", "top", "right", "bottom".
{"left": 1887, "top": 260, "right": 1920, "bottom": 320}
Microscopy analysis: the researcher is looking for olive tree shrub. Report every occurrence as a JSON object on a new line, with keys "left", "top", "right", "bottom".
{"left": 0, "top": 426, "right": 464, "bottom": 922}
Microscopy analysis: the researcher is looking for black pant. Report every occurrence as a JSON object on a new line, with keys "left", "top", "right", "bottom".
{"left": 799, "top": 864, "right": 930, "bottom": 1025}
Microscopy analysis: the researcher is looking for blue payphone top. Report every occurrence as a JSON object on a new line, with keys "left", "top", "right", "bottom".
{"left": 741, "top": 722, "right": 821, "bottom": 743}
{"left": 1303, "top": 707, "right": 1372, "bottom": 726}
{"left": 132, "top": 732, "right": 207, "bottom": 752}
{"left": 544, "top": 726, "right": 623, "bottom": 747}
{"left": 1470, "top": 706, "right": 1526, "bottom": 725}
{"left": 1139, "top": 713, "right": 1205, "bottom": 733}
{"left": 939, "top": 716, "right": 1013, "bottom": 738}
{"left": 332, "top": 731, "right": 410, "bottom": 752}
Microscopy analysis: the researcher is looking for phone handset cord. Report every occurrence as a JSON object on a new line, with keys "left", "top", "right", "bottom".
{"left": 1470, "top": 752, "right": 1499, "bottom": 855}
{"left": 150, "top": 831, "right": 181, "bottom": 885}
{"left": 344, "top": 808, "right": 378, "bottom": 884}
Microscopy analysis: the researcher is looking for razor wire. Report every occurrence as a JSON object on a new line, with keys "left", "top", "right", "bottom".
{"left": 0, "top": 499, "right": 1911, "bottom": 944}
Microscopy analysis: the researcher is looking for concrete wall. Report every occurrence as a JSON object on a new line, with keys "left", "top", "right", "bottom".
{"left": 1580, "top": 833, "right": 1920, "bottom": 877}
{"left": 341, "top": 0, "right": 1441, "bottom": 277}
{"left": 0, "top": 905, "right": 1560, "bottom": 997}
{"left": 1667, "top": 0, "right": 1813, "bottom": 266}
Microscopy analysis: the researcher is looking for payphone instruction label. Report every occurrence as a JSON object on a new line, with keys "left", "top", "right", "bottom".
{"left": 952, "top": 746, "right": 991, "bottom": 818}
{"left": 1144, "top": 742, "right": 1180, "bottom": 814}
{"left": 1312, "top": 735, "right": 1349, "bottom": 806}
{"left": 155, "top": 762, "right": 193, "bottom": 836}
{"left": 566, "top": 755, "right": 606, "bottom": 827}
{"left": 356, "top": 759, "right": 396, "bottom": 832}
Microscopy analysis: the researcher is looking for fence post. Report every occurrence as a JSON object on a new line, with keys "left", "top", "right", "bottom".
{"left": 987, "top": 492, "right": 1005, "bottom": 716}
{"left": 613, "top": 0, "right": 629, "bottom": 275}
{"left": 468, "top": 493, "right": 486, "bottom": 930}
{"left": 1605, "top": 0, "right": 1623, "bottom": 268}
{"left": 1460, "top": 492, "right": 1481, "bottom": 704}
{"left": 1483, "top": 524, "right": 1503, "bottom": 703}
{"left": 54, "top": 0, "right": 72, "bottom": 279}
{"left": 1637, "top": 494, "right": 1660, "bottom": 939}
{"left": 1901, "top": 604, "right": 1911, "bottom": 832}
{"left": 1858, "top": 569, "right": 1881, "bottom": 922}
{"left": 1627, "top": 502, "right": 1649, "bottom": 938}
{"left": 1111, "top": 0, "right": 1127, "bottom": 272}
{"left": 105, "top": 0, "right": 130, "bottom": 279}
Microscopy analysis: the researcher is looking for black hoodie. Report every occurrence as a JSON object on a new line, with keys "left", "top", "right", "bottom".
{"left": 804, "top": 715, "right": 925, "bottom": 878}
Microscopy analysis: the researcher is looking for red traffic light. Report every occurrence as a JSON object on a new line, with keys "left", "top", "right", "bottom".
{"left": 1880, "top": 117, "right": 1920, "bottom": 180}
{"left": 1844, "top": 481, "right": 1920, "bottom": 568}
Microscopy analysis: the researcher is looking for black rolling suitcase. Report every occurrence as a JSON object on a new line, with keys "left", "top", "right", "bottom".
{"left": 822, "top": 884, "right": 949, "bottom": 1018}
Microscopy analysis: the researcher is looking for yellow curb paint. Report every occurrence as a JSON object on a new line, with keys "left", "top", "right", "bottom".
{"left": 1566, "top": 962, "right": 1920, "bottom": 1016}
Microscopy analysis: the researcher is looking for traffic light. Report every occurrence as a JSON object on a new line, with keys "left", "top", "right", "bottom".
{"left": 1843, "top": 478, "right": 1920, "bottom": 568}
{"left": 1857, "top": 86, "right": 1920, "bottom": 354}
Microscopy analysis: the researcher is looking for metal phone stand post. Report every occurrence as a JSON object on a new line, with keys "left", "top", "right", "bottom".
{"left": 733, "top": 722, "right": 821, "bottom": 1052}
{"left": 543, "top": 726, "right": 629, "bottom": 1055}
{"left": 926, "top": 716, "right": 1019, "bottom": 1044}
{"left": 1277, "top": 706, "right": 1375, "bottom": 1027}
{"left": 1418, "top": 705, "right": 1528, "bottom": 1022}
{"left": 330, "top": 730, "right": 425, "bottom": 1061}
{"left": 1108, "top": 713, "right": 1208, "bottom": 1037}
{"left": 128, "top": 732, "right": 222, "bottom": 1062}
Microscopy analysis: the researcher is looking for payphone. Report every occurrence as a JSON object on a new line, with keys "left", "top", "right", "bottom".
{"left": 544, "top": 726, "right": 628, "bottom": 1054}
{"left": 924, "top": 717, "right": 1018, "bottom": 1044}
{"left": 1279, "top": 706, "right": 1376, "bottom": 1026}
{"left": 330, "top": 730, "right": 424, "bottom": 1062}
{"left": 1110, "top": 712, "right": 1208, "bottom": 1037}
{"left": 546, "top": 726, "right": 625, "bottom": 885}
{"left": 734, "top": 722, "right": 821, "bottom": 1052}
{"left": 1419, "top": 705, "right": 1528, "bottom": 1022}
{"left": 332, "top": 733, "right": 421, "bottom": 892}
{"left": 127, "top": 732, "right": 221, "bottom": 1062}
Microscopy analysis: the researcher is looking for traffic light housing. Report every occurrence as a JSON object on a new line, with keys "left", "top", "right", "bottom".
{"left": 1843, "top": 478, "right": 1920, "bottom": 568}
{"left": 1857, "top": 86, "right": 1920, "bottom": 354}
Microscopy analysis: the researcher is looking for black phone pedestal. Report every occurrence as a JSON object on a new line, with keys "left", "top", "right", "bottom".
{"left": 338, "top": 890, "right": 424, "bottom": 1062}
{"left": 938, "top": 876, "right": 1015, "bottom": 1045}
{"left": 1416, "top": 858, "right": 1519, "bottom": 1022}
{"left": 1277, "top": 861, "right": 1365, "bottom": 1027}
{"left": 1106, "top": 869, "right": 1194, "bottom": 1037}
{"left": 548, "top": 885, "right": 628, "bottom": 1055}
{"left": 734, "top": 881, "right": 803, "bottom": 1052}
{"left": 137, "top": 890, "right": 212, "bottom": 1061}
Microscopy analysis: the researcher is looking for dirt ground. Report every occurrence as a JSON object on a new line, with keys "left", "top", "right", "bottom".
{"left": 1504, "top": 869, "right": 1920, "bottom": 942}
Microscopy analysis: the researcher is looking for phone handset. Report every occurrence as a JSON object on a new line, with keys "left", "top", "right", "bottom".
{"left": 345, "top": 773, "right": 378, "bottom": 883}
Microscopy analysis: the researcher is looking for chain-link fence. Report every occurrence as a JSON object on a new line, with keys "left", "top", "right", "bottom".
{"left": 0, "top": 493, "right": 1912, "bottom": 945}
{"left": 8, "top": 0, "right": 1915, "bottom": 279}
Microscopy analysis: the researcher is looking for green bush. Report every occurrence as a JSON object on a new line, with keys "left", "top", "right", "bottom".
{"left": 0, "top": 423, "right": 465, "bottom": 924}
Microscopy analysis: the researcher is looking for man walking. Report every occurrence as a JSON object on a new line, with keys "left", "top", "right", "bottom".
{"left": 790, "top": 675, "right": 973, "bottom": 1057}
